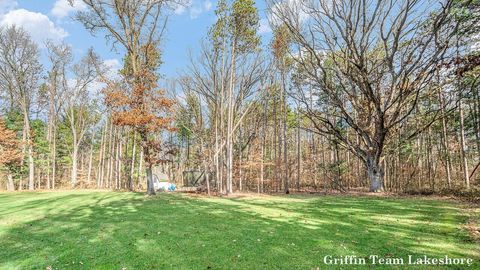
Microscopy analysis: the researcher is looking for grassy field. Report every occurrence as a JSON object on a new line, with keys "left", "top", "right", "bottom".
{"left": 0, "top": 191, "right": 478, "bottom": 269}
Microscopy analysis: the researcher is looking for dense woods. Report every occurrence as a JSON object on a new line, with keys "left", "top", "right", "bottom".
{"left": 0, "top": 0, "right": 479, "bottom": 195}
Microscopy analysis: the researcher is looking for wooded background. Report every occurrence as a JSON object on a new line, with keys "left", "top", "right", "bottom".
{"left": 0, "top": 0, "right": 479, "bottom": 195}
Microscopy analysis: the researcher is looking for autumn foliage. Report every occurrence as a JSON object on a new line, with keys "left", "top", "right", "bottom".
{"left": 0, "top": 119, "right": 21, "bottom": 167}
{"left": 104, "top": 69, "right": 174, "bottom": 129}
{"left": 103, "top": 66, "right": 176, "bottom": 168}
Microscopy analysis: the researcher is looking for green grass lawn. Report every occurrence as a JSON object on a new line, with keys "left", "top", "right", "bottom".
{"left": 0, "top": 191, "right": 478, "bottom": 269}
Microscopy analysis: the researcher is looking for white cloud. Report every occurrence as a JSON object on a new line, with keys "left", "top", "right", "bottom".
{"left": 172, "top": 0, "right": 212, "bottom": 19}
{"left": 51, "top": 0, "right": 86, "bottom": 19}
{"left": 189, "top": 0, "right": 214, "bottom": 19}
{"left": 104, "top": 58, "right": 121, "bottom": 78}
{"left": 172, "top": 0, "right": 193, "bottom": 15}
{"left": 174, "top": 5, "right": 187, "bottom": 15}
{"left": 269, "top": 0, "right": 309, "bottom": 27}
{"left": 0, "top": 9, "right": 68, "bottom": 43}
{"left": 87, "top": 58, "right": 121, "bottom": 96}
{"left": 203, "top": 0, "right": 212, "bottom": 11}
{"left": 259, "top": 18, "right": 272, "bottom": 34}
{"left": 0, "top": 0, "right": 17, "bottom": 15}
{"left": 190, "top": 6, "right": 203, "bottom": 19}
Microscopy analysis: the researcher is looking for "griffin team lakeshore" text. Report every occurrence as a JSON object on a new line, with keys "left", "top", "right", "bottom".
{"left": 323, "top": 255, "right": 474, "bottom": 266}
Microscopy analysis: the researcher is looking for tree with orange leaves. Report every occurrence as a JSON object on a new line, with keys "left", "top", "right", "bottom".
{"left": 104, "top": 46, "right": 175, "bottom": 195}
{"left": 0, "top": 119, "right": 22, "bottom": 191}
{"left": 74, "top": 0, "right": 176, "bottom": 195}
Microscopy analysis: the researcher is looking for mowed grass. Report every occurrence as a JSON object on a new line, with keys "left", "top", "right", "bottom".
{"left": 0, "top": 191, "right": 478, "bottom": 269}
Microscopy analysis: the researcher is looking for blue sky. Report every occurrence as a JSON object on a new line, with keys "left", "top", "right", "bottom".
{"left": 0, "top": 0, "right": 272, "bottom": 79}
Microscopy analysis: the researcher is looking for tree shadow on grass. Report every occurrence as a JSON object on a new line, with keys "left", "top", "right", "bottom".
{"left": 200, "top": 195, "right": 478, "bottom": 267}
{"left": 0, "top": 192, "right": 478, "bottom": 269}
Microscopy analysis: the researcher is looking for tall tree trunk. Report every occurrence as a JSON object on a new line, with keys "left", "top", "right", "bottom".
{"left": 273, "top": 92, "right": 278, "bottom": 192}
{"left": 215, "top": 111, "right": 221, "bottom": 192}
{"left": 7, "top": 173, "right": 14, "bottom": 191}
{"left": 138, "top": 148, "right": 144, "bottom": 189}
{"left": 71, "top": 143, "right": 78, "bottom": 187}
{"left": 36, "top": 169, "right": 41, "bottom": 189}
{"left": 46, "top": 75, "right": 56, "bottom": 190}
{"left": 427, "top": 127, "right": 434, "bottom": 190}
{"left": 416, "top": 134, "right": 423, "bottom": 190}
{"left": 129, "top": 131, "right": 137, "bottom": 191}
{"left": 438, "top": 88, "right": 452, "bottom": 188}
{"left": 146, "top": 162, "right": 154, "bottom": 195}
{"left": 107, "top": 125, "right": 114, "bottom": 188}
{"left": 52, "top": 129, "right": 56, "bottom": 189}
{"left": 367, "top": 157, "right": 384, "bottom": 192}
{"left": 282, "top": 72, "right": 289, "bottom": 194}
{"left": 138, "top": 129, "right": 155, "bottom": 195}
{"left": 472, "top": 81, "right": 480, "bottom": 157}
{"left": 46, "top": 115, "right": 52, "bottom": 190}
{"left": 23, "top": 110, "right": 34, "bottom": 191}
{"left": 119, "top": 132, "right": 123, "bottom": 189}
{"left": 239, "top": 124, "right": 243, "bottom": 191}
{"left": 28, "top": 142, "right": 34, "bottom": 190}
{"left": 226, "top": 39, "right": 236, "bottom": 195}
{"left": 97, "top": 120, "right": 107, "bottom": 188}
{"left": 316, "top": 135, "right": 322, "bottom": 191}
{"left": 20, "top": 116, "right": 26, "bottom": 190}
{"left": 206, "top": 168, "right": 210, "bottom": 196}
{"left": 201, "top": 137, "right": 211, "bottom": 196}
{"left": 296, "top": 108, "right": 301, "bottom": 191}
{"left": 260, "top": 99, "right": 266, "bottom": 193}
{"left": 217, "top": 37, "right": 227, "bottom": 194}
{"left": 459, "top": 96, "right": 470, "bottom": 189}
{"left": 383, "top": 159, "right": 388, "bottom": 192}
{"left": 277, "top": 99, "right": 282, "bottom": 192}
{"left": 115, "top": 131, "right": 121, "bottom": 189}
{"left": 87, "top": 142, "right": 94, "bottom": 186}
{"left": 456, "top": 35, "right": 469, "bottom": 189}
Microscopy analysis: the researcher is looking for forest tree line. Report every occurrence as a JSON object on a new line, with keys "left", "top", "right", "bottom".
{"left": 0, "top": 0, "right": 479, "bottom": 194}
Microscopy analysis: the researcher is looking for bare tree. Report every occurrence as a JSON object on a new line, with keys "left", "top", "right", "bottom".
{"left": 179, "top": 36, "right": 266, "bottom": 193}
{"left": 45, "top": 41, "right": 72, "bottom": 189}
{"left": 64, "top": 49, "right": 100, "bottom": 187}
{"left": 269, "top": 0, "right": 455, "bottom": 191}
{"left": 0, "top": 26, "right": 42, "bottom": 190}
